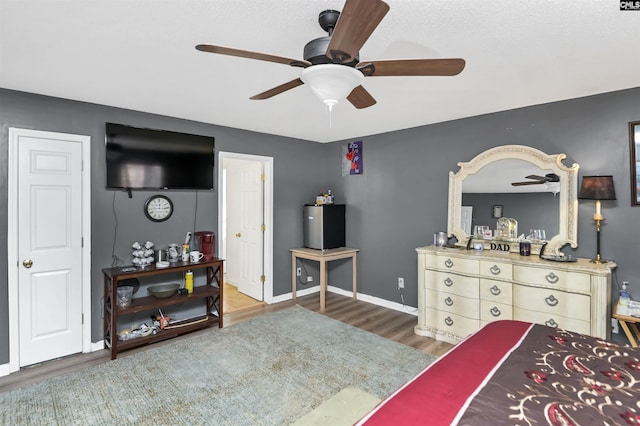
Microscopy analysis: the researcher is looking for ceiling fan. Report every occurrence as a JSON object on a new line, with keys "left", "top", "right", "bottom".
{"left": 195, "top": 0, "right": 465, "bottom": 110}
{"left": 511, "top": 174, "right": 560, "bottom": 186}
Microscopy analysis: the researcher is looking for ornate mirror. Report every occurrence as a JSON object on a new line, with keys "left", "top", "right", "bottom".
{"left": 447, "top": 145, "right": 579, "bottom": 255}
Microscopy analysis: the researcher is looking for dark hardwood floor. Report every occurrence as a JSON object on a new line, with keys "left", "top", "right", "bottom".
{"left": 0, "top": 292, "right": 452, "bottom": 393}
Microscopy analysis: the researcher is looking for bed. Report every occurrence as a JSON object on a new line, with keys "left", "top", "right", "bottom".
{"left": 357, "top": 320, "right": 640, "bottom": 425}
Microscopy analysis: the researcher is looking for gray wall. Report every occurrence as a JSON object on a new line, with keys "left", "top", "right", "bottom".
{"left": 0, "top": 89, "right": 324, "bottom": 364}
{"left": 325, "top": 87, "right": 640, "bottom": 312}
{"left": 2, "top": 86, "right": 640, "bottom": 364}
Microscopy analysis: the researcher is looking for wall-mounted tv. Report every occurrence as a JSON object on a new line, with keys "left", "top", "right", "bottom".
{"left": 105, "top": 123, "right": 215, "bottom": 190}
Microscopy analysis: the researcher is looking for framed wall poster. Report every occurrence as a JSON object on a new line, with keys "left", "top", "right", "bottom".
{"left": 342, "top": 141, "right": 363, "bottom": 175}
{"left": 629, "top": 121, "right": 640, "bottom": 205}
{"left": 491, "top": 204, "right": 503, "bottom": 219}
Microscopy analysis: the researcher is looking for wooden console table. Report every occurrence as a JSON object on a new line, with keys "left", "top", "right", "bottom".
{"left": 103, "top": 258, "right": 223, "bottom": 359}
{"left": 290, "top": 247, "right": 359, "bottom": 312}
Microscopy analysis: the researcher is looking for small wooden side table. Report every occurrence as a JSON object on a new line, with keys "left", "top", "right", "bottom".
{"left": 290, "top": 247, "right": 359, "bottom": 312}
{"left": 613, "top": 303, "right": 640, "bottom": 347}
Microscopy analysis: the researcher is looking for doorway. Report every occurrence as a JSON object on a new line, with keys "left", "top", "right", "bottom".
{"left": 218, "top": 152, "right": 273, "bottom": 313}
{"left": 7, "top": 128, "right": 92, "bottom": 372}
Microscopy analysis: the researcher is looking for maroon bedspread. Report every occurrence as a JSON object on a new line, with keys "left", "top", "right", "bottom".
{"left": 358, "top": 320, "right": 640, "bottom": 425}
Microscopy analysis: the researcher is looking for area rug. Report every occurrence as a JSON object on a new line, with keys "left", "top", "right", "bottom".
{"left": 0, "top": 305, "right": 436, "bottom": 425}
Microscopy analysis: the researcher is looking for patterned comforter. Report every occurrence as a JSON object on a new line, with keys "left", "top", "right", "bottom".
{"left": 358, "top": 320, "right": 640, "bottom": 425}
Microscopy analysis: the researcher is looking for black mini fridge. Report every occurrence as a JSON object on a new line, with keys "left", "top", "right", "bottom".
{"left": 303, "top": 204, "right": 345, "bottom": 250}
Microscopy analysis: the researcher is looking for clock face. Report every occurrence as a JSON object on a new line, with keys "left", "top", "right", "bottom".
{"left": 144, "top": 195, "right": 173, "bottom": 222}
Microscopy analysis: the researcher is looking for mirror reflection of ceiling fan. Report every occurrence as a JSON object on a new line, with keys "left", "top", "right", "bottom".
{"left": 511, "top": 173, "right": 560, "bottom": 186}
{"left": 195, "top": 0, "right": 465, "bottom": 110}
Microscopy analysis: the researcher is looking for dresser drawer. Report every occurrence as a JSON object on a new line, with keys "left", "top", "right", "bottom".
{"left": 513, "top": 265, "right": 590, "bottom": 293}
{"left": 426, "top": 308, "right": 479, "bottom": 342}
{"left": 480, "top": 279, "right": 512, "bottom": 305}
{"left": 480, "top": 260, "right": 512, "bottom": 280}
{"left": 425, "top": 289, "right": 479, "bottom": 319}
{"left": 425, "top": 270, "right": 480, "bottom": 298}
{"left": 513, "top": 285, "right": 590, "bottom": 321}
{"left": 480, "top": 300, "right": 512, "bottom": 322}
{"left": 513, "top": 307, "right": 590, "bottom": 335}
{"left": 435, "top": 255, "right": 479, "bottom": 275}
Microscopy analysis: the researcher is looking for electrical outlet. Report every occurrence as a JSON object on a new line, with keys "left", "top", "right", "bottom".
{"left": 398, "top": 277, "right": 405, "bottom": 289}
{"left": 612, "top": 318, "right": 619, "bottom": 334}
{"left": 307, "top": 276, "right": 313, "bottom": 283}
{"left": 296, "top": 267, "right": 302, "bottom": 277}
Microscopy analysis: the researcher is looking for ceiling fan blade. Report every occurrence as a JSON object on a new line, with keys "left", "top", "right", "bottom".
{"left": 356, "top": 58, "right": 466, "bottom": 77}
{"left": 250, "top": 78, "right": 304, "bottom": 100}
{"left": 511, "top": 181, "right": 545, "bottom": 186}
{"left": 196, "top": 44, "right": 311, "bottom": 68}
{"left": 347, "top": 85, "right": 376, "bottom": 109}
{"left": 525, "top": 175, "right": 546, "bottom": 181}
{"left": 326, "top": 0, "right": 390, "bottom": 64}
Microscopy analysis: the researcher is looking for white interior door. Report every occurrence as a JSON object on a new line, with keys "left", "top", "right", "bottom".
{"left": 16, "top": 132, "right": 84, "bottom": 366}
{"left": 225, "top": 167, "right": 240, "bottom": 287}
{"left": 461, "top": 206, "right": 473, "bottom": 236}
{"left": 225, "top": 159, "right": 264, "bottom": 301}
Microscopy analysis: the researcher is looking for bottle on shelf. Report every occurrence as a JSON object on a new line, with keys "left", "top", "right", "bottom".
{"left": 618, "top": 282, "right": 631, "bottom": 316}
{"left": 185, "top": 270, "right": 194, "bottom": 294}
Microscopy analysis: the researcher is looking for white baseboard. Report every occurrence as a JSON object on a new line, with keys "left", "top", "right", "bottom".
{"left": 0, "top": 363, "right": 10, "bottom": 378}
{"left": 273, "top": 284, "right": 417, "bottom": 316}
{"left": 91, "top": 341, "right": 105, "bottom": 352}
{"left": 272, "top": 285, "right": 320, "bottom": 304}
{"left": 327, "top": 286, "right": 418, "bottom": 316}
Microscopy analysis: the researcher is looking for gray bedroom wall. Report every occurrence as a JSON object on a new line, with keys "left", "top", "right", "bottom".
{"left": 324, "top": 87, "right": 640, "bottom": 314}
{"left": 0, "top": 88, "right": 324, "bottom": 364}
{"left": 2, "top": 86, "right": 640, "bottom": 365}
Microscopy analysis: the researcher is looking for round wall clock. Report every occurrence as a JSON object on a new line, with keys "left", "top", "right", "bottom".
{"left": 144, "top": 195, "right": 173, "bottom": 222}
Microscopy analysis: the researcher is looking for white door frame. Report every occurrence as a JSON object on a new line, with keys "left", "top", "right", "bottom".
{"left": 7, "top": 128, "right": 92, "bottom": 373}
{"left": 218, "top": 151, "right": 273, "bottom": 304}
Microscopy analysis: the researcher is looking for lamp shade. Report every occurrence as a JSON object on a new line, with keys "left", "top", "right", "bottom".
{"left": 300, "top": 64, "right": 364, "bottom": 110}
{"left": 578, "top": 176, "right": 616, "bottom": 200}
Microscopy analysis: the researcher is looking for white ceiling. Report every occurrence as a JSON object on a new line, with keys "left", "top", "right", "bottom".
{"left": 1, "top": 1, "right": 639, "bottom": 143}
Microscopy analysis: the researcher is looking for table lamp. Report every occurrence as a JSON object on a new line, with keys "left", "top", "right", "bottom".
{"left": 578, "top": 176, "right": 616, "bottom": 263}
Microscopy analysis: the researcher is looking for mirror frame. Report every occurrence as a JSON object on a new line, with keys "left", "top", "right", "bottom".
{"left": 448, "top": 145, "right": 579, "bottom": 255}
{"left": 629, "top": 120, "right": 640, "bottom": 206}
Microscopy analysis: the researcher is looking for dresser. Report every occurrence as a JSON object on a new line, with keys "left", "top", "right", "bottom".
{"left": 415, "top": 246, "right": 615, "bottom": 344}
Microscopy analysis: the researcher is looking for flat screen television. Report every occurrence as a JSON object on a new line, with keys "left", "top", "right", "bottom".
{"left": 105, "top": 123, "right": 215, "bottom": 190}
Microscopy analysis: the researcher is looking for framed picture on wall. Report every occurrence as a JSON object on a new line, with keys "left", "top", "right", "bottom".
{"left": 491, "top": 204, "right": 503, "bottom": 219}
{"left": 629, "top": 121, "right": 640, "bottom": 206}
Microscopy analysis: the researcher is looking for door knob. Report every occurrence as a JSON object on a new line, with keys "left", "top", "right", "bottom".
{"left": 235, "top": 233, "right": 241, "bottom": 238}
{"left": 23, "top": 259, "right": 33, "bottom": 268}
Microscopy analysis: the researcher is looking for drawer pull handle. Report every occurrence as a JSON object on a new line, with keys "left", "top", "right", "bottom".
{"left": 445, "top": 316, "right": 454, "bottom": 326}
{"left": 545, "top": 295, "right": 559, "bottom": 307}
{"left": 490, "top": 306, "right": 501, "bottom": 317}
{"left": 490, "top": 285, "right": 501, "bottom": 296}
{"left": 490, "top": 265, "right": 501, "bottom": 275}
{"left": 444, "top": 277, "right": 454, "bottom": 287}
{"left": 545, "top": 272, "right": 559, "bottom": 284}
{"left": 444, "top": 259, "right": 454, "bottom": 268}
{"left": 445, "top": 297, "right": 454, "bottom": 306}
{"left": 545, "top": 318, "right": 559, "bottom": 328}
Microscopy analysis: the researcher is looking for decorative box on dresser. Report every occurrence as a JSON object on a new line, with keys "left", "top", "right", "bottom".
{"left": 415, "top": 246, "right": 615, "bottom": 344}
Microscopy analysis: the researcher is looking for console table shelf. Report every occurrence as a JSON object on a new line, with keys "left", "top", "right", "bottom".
{"left": 112, "top": 285, "right": 219, "bottom": 315}
{"left": 113, "top": 315, "right": 218, "bottom": 353}
{"left": 103, "top": 259, "right": 224, "bottom": 359}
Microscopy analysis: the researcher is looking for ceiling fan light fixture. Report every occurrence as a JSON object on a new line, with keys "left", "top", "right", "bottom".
{"left": 301, "top": 64, "right": 363, "bottom": 110}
